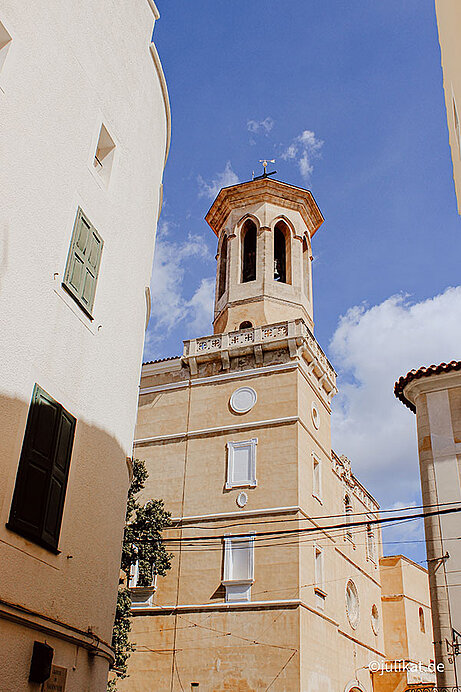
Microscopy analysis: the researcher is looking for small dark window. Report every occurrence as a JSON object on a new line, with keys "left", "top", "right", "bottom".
{"left": 7, "top": 385, "right": 76, "bottom": 552}
{"left": 419, "top": 607, "right": 425, "bottom": 633}
{"left": 242, "top": 220, "right": 257, "bottom": 283}
{"left": 302, "top": 237, "right": 310, "bottom": 299}
{"left": 274, "top": 224, "right": 287, "bottom": 283}
{"left": 239, "top": 321, "right": 252, "bottom": 329}
{"left": 218, "top": 235, "right": 228, "bottom": 299}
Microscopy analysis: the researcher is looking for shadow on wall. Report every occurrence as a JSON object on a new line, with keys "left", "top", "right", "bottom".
{"left": 0, "top": 390, "right": 130, "bottom": 656}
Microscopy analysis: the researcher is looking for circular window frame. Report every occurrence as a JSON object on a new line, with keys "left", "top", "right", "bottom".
{"left": 230, "top": 387, "right": 257, "bottom": 414}
{"left": 345, "top": 579, "right": 360, "bottom": 630}
{"left": 371, "top": 604, "right": 380, "bottom": 635}
{"left": 311, "top": 402, "right": 320, "bottom": 429}
{"left": 236, "top": 491, "right": 248, "bottom": 508}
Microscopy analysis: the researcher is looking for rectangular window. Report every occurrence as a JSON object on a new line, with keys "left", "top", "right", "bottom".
{"left": 314, "top": 544, "right": 326, "bottom": 609}
{"left": 222, "top": 534, "right": 255, "bottom": 602}
{"left": 7, "top": 385, "right": 76, "bottom": 552}
{"left": 366, "top": 524, "right": 376, "bottom": 564}
{"left": 0, "top": 21, "right": 12, "bottom": 74}
{"left": 62, "top": 208, "right": 103, "bottom": 318}
{"left": 226, "top": 439, "right": 257, "bottom": 489}
{"left": 314, "top": 545, "right": 324, "bottom": 589}
{"left": 93, "top": 123, "right": 116, "bottom": 186}
{"left": 345, "top": 497, "right": 354, "bottom": 543}
{"left": 312, "top": 453, "right": 321, "bottom": 500}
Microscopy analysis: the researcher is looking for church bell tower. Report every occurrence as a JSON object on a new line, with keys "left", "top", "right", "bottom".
{"left": 206, "top": 177, "right": 324, "bottom": 334}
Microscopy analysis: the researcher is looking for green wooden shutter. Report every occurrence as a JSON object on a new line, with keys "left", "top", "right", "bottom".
{"left": 8, "top": 385, "right": 76, "bottom": 552}
{"left": 63, "top": 208, "right": 103, "bottom": 317}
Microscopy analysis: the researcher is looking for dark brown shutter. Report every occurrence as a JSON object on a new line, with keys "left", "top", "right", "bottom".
{"left": 8, "top": 385, "right": 76, "bottom": 552}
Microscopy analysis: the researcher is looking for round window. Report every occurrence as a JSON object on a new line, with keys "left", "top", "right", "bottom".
{"left": 371, "top": 604, "right": 379, "bottom": 635}
{"left": 311, "top": 402, "right": 320, "bottom": 429}
{"left": 345, "top": 580, "right": 360, "bottom": 629}
{"left": 236, "top": 492, "right": 248, "bottom": 508}
{"left": 230, "top": 387, "right": 257, "bottom": 414}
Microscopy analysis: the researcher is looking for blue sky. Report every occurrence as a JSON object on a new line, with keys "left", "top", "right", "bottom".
{"left": 146, "top": 1, "right": 461, "bottom": 561}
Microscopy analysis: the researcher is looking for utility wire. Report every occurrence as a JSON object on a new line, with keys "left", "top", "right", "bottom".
{"left": 171, "top": 499, "right": 461, "bottom": 530}
{"left": 159, "top": 505, "right": 461, "bottom": 545}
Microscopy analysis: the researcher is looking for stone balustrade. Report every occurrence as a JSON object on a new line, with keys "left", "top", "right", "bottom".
{"left": 183, "top": 319, "right": 336, "bottom": 393}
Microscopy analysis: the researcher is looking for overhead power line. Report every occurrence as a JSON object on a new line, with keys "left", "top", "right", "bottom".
{"left": 172, "top": 500, "right": 461, "bottom": 531}
{"left": 159, "top": 504, "right": 461, "bottom": 544}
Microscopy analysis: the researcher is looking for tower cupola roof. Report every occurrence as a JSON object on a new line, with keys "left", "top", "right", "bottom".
{"left": 205, "top": 177, "right": 324, "bottom": 238}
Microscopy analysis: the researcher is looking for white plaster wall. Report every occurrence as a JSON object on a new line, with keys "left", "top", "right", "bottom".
{"left": 0, "top": 1, "right": 168, "bottom": 689}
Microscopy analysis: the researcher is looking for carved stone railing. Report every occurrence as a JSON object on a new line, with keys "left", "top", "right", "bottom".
{"left": 183, "top": 319, "right": 337, "bottom": 399}
{"left": 405, "top": 688, "right": 460, "bottom": 691}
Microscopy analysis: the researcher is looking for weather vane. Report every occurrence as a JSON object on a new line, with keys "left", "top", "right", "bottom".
{"left": 253, "top": 159, "right": 277, "bottom": 181}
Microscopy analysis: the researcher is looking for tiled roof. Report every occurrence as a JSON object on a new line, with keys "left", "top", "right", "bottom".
{"left": 394, "top": 360, "right": 461, "bottom": 413}
{"left": 143, "top": 355, "right": 180, "bottom": 366}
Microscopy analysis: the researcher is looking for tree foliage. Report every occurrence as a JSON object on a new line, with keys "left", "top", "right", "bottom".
{"left": 109, "top": 459, "right": 172, "bottom": 690}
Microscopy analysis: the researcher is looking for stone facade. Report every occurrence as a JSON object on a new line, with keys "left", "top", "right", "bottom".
{"left": 121, "top": 178, "right": 434, "bottom": 691}
{"left": 435, "top": 0, "right": 461, "bottom": 214}
{"left": 395, "top": 364, "right": 461, "bottom": 686}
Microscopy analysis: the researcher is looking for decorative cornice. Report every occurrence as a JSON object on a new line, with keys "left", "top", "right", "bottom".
{"left": 205, "top": 178, "right": 324, "bottom": 238}
{"left": 134, "top": 415, "right": 299, "bottom": 446}
{"left": 182, "top": 318, "right": 336, "bottom": 400}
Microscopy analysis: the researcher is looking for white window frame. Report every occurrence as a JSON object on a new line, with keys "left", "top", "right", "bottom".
{"left": 222, "top": 533, "right": 255, "bottom": 602}
{"left": 314, "top": 544, "right": 326, "bottom": 595}
{"left": 226, "top": 439, "right": 257, "bottom": 489}
{"left": 128, "top": 554, "right": 158, "bottom": 609}
{"left": 128, "top": 558, "right": 157, "bottom": 590}
{"left": 312, "top": 453, "right": 322, "bottom": 502}
{"left": 344, "top": 496, "right": 354, "bottom": 544}
{"left": 366, "top": 523, "right": 377, "bottom": 564}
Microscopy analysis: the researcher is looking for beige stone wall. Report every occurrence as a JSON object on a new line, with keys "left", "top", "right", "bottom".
{"left": 436, "top": 0, "right": 461, "bottom": 214}
{"left": 126, "top": 339, "right": 385, "bottom": 691}
{"left": 403, "top": 372, "right": 461, "bottom": 685}
{"left": 380, "top": 556, "right": 434, "bottom": 664}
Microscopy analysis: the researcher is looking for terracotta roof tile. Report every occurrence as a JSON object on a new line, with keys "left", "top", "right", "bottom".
{"left": 394, "top": 360, "right": 461, "bottom": 413}
{"left": 143, "top": 355, "right": 180, "bottom": 366}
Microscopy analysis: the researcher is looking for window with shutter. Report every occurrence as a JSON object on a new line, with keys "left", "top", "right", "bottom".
{"left": 7, "top": 384, "right": 76, "bottom": 552}
{"left": 62, "top": 208, "right": 103, "bottom": 318}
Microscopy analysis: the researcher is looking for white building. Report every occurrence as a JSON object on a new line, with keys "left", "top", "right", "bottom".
{"left": 0, "top": 1, "right": 169, "bottom": 689}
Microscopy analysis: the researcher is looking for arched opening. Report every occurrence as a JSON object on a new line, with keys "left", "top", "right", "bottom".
{"left": 273, "top": 223, "right": 287, "bottom": 283}
{"left": 241, "top": 219, "right": 257, "bottom": 283}
{"left": 273, "top": 220, "right": 291, "bottom": 284}
{"left": 239, "top": 321, "right": 252, "bottom": 329}
{"left": 218, "top": 235, "right": 228, "bottom": 299}
{"left": 419, "top": 607, "right": 425, "bottom": 633}
{"left": 302, "top": 236, "right": 310, "bottom": 299}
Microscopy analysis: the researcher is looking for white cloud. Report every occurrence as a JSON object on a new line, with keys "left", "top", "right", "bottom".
{"left": 247, "top": 117, "right": 274, "bottom": 135}
{"left": 281, "top": 129, "right": 323, "bottom": 180}
{"left": 197, "top": 161, "right": 239, "bottom": 199}
{"left": 145, "top": 223, "right": 214, "bottom": 356}
{"left": 185, "top": 277, "right": 215, "bottom": 335}
{"left": 330, "top": 286, "right": 461, "bottom": 511}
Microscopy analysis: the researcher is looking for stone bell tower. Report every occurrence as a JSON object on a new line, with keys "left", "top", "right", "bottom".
{"left": 206, "top": 177, "right": 324, "bottom": 334}
{"left": 126, "top": 174, "right": 390, "bottom": 692}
